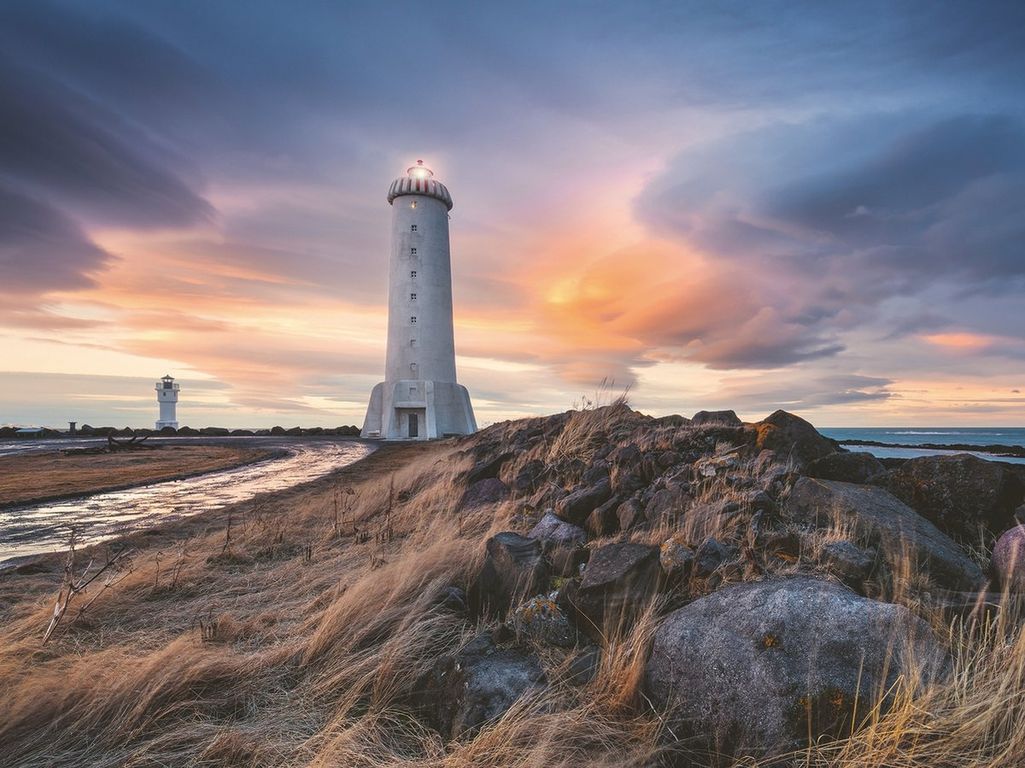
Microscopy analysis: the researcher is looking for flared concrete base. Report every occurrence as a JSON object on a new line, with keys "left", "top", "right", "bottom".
{"left": 361, "top": 379, "right": 477, "bottom": 439}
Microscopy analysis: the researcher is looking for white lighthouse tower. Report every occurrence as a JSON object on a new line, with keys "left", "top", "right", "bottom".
{"left": 155, "top": 374, "right": 180, "bottom": 430}
{"left": 361, "top": 161, "right": 477, "bottom": 440}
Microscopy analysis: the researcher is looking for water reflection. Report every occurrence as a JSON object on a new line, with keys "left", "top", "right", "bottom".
{"left": 0, "top": 439, "right": 373, "bottom": 563}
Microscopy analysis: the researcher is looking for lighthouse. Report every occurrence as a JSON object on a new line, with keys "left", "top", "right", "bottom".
{"left": 361, "top": 161, "right": 477, "bottom": 439}
{"left": 155, "top": 374, "right": 180, "bottom": 430}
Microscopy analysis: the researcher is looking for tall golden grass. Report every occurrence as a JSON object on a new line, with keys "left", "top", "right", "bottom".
{"left": 0, "top": 407, "right": 1023, "bottom": 767}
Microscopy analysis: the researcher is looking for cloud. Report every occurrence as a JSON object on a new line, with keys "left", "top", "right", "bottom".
{"left": 0, "top": 57, "right": 214, "bottom": 229}
{"left": 0, "top": 183, "right": 113, "bottom": 295}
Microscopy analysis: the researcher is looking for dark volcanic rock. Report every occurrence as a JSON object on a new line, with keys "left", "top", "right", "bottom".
{"left": 467, "top": 451, "right": 514, "bottom": 484}
{"left": 425, "top": 633, "right": 546, "bottom": 738}
{"left": 644, "top": 485, "right": 690, "bottom": 527}
{"left": 645, "top": 577, "right": 946, "bottom": 758}
{"left": 691, "top": 409, "right": 743, "bottom": 427}
{"left": 818, "top": 541, "right": 876, "bottom": 590}
{"left": 992, "top": 526, "right": 1025, "bottom": 591}
{"left": 512, "top": 459, "right": 546, "bottom": 493}
{"left": 616, "top": 496, "right": 646, "bottom": 532}
{"left": 693, "top": 537, "right": 735, "bottom": 577}
{"left": 806, "top": 451, "right": 886, "bottom": 484}
{"left": 784, "top": 478, "right": 985, "bottom": 592}
{"left": 528, "top": 511, "right": 586, "bottom": 546}
{"left": 511, "top": 595, "right": 577, "bottom": 647}
{"left": 554, "top": 479, "right": 613, "bottom": 525}
{"left": 563, "top": 542, "right": 660, "bottom": 637}
{"left": 470, "top": 532, "right": 548, "bottom": 615}
{"left": 881, "top": 454, "right": 1025, "bottom": 544}
{"left": 460, "top": 478, "right": 510, "bottom": 510}
{"left": 753, "top": 410, "right": 837, "bottom": 466}
{"left": 585, "top": 495, "right": 622, "bottom": 537}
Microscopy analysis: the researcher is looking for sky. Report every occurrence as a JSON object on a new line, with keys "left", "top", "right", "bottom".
{"left": 1, "top": 0, "right": 1024, "bottom": 429}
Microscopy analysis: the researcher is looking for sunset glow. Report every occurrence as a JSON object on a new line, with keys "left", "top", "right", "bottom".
{"left": 2, "top": 2, "right": 1023, "bottom": 429}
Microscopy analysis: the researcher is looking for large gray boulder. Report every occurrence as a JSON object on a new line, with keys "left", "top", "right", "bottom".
{"left": 425, "top": 633, "right": 546, "bottom": 738}
{"left": 555, "top": 479, "right": 613, "bottom": 525}
{"left": 992, "top": 525, "right": 1025, "bottom": 591}
{"left": 691, "top": 409, "right": 743, "bottom": 427}
{"left": 881, "top": 454, "right": 1025, "bottom": 544}
{"left": 645, "top": 577, "right": 946, "bottom": 758}
{"left": 784, "top": 477, "right": 986, "bottom": 592}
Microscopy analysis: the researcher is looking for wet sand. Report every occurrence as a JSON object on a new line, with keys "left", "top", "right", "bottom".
{"left": 0, "top": 445, "right": 276, "bottom": 509}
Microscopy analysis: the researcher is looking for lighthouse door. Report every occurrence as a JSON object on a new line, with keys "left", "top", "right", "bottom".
{"left": 408, "top": 413, "right": 419, "bottom": 438}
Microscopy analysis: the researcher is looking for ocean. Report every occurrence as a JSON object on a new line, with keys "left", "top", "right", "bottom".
{"left": 819, "top": 427, "right": 1025, "bottom": 464}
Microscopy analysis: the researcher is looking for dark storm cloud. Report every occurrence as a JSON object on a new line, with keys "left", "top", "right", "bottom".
{"left": 637, "top": 112, "right": 1025, "bottom": 366}
{"left": 0, "top": 60, "right": 214, "bottom": 229}
{"left": 0, "top": 183, "right": 112, "bottom": 293}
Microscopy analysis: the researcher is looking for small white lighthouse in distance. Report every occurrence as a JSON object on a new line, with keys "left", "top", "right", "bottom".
{"left": 361, "top": 161, "right": 477, "bottom": 439}
{"left": 155, "top": 374, "right": 180, "bottom": 430}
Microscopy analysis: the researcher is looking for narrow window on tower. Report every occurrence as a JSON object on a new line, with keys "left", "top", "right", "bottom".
{"left": 410, "top": 224, "right": 417, "bottom": 232}
{"left": 410, "top": 292, "right": 417, "bottom": 301}
{"left": 410, "top": 338, "right": 417, "bottom": 347}
{"left": 410, "top": 270, "right": 417, "bottom": 279}
{"left": 410, "top": 247, "right": 417, "bottom": 255}
{"left": 410, "top": 316, "right": 417, "bottom": 324}
{"left": 410, "top": 200, "right": 417, "bottom": 209}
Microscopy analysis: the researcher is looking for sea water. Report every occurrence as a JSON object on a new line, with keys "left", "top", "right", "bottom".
{"left": 820, "top": 427, "right": 1025, "bottom": 464}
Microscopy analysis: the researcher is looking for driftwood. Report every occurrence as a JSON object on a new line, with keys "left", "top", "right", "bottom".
{"left": 107, "top": 433, "right": 150, "bottom": 451}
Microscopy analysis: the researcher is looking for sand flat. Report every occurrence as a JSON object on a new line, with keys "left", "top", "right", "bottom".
{"left": 0, "top": 445, "right": 273, "bottom": 508}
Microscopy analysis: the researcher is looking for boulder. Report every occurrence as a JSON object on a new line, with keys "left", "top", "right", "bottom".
{"left": 616, "top": 497, "right": 646, "bottom": 531}
{"left": 644, "top": 485, "right": 690, "bottom": 526}
{"left": 693, "top": 537, "right": 735, "bottom": 577}
{"left": 818, "top": 541, "right": 876, "bottom": 590}
{"left": 659, "top": 534, "right": 694, "bottom": 576}
{"left": 511, "top": 594, "right": 577, "bottom": 647}
{"left": 806, "top": 451, "right": 886, "bottom": 484}
{"left": 460, "top": 478, "right": 510, "bottom": 510}
{"left": 528, "top": 511, "right": 586, "bottom": 547}
{"left": 753, "top": 410, "right": 837, "bottom": 466}
{"left": 691, "top": 409, "right": 743, "bottom": 427}
{"left": 585, "top": 495, "right": 621, "bottom": 537}
{"left": 467, "top": 452, "right": 514, "bottom": 484}
{"left": 992, "top": 526, "right": 1025, "bottom": 591}
{"left": 554, "top": 479, "right": 612, "bottom": 525}
{"left": 784, "top": 478, "right": 985, "bottom": 592}
{"left": 562, "top": 542, "right": 660, "bottom": 637}
{"left": 470, "top": 532, "right": 548, "bottom": 616}
{"left": 425, "top": 633, "right": 546, "bottom": 738}
{"left": 512, "top": 459, "right": 546, "bottom": 493}
{"left": 881, "top": 454, "right": 1025, "bottom": 543}
{"left": 645, "top": 577, "right": 946, "bottom": 758}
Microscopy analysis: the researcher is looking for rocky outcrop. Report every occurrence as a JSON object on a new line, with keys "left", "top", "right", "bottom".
{"left": 424, "top": 633, "right": 546, "bottom": 738}
{"left": 753, "top": 410, "right": 838, "bottom": 466}
{"left": 784, "top": 477, "right": 985, "bottom": 592}
{"left": 645, "top": 577, "right": 946, "bottom": 757}
{"left": 510, "top": 595, "right": 577, "bottom": 647}
{"left": 806, "top": 451, "right": 886, "bottom": 484}
{"left": 880, "top": 454, "right": 1025, "bottom": 544}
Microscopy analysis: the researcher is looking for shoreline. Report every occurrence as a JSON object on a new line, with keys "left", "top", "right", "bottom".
{"left": 840, "top": 438, "right": 1025, "bottom": 459}
{"left": 0, "top": 446, "right": 286, "bottom": 512}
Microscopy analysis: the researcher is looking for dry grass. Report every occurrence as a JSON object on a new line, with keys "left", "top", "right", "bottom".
{"left": 1, "top": 413, "right": 1025, "bottom": 767}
